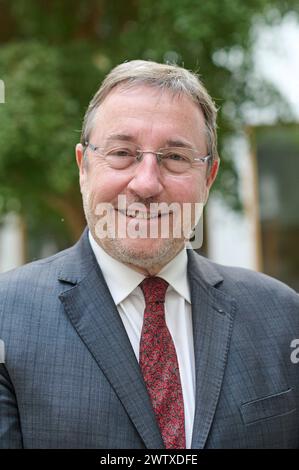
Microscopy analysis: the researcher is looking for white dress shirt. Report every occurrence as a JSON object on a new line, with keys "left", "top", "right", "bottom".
{"left": 88, "top": 231, "right": 195, "bottom": 448}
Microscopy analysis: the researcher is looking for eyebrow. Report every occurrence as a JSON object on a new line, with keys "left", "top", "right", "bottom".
{"left": 106, "top": 134, "right": 135, "bottom": 143}
{"left": 165, "top": 138, "right": 194, "bottom": 149}
{"left": 105, "top": 134, "right": 194, "bottom": 148}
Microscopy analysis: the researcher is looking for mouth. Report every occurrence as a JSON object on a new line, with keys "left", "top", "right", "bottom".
{"left": 116, "top": 209, "right": 172, "bottom": 220}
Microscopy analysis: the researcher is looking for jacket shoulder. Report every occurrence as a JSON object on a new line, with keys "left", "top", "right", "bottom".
{"left": 191, "top": 251, "right": 298, "bottom": 304}
{"left": 217, "top": 262, "right": 297, "bottom": 298}
{"left": 0, "top": 245, "right": 73, "bottom": 290}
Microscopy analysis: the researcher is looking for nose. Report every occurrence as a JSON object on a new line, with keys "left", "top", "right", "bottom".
{"left": 127, "top": 153, "right": 164, "bottom": 199}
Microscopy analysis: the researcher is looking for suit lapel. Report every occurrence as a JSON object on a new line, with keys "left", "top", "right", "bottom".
{"left": 58, "top": 230, "right": 163, "bottom": 449}
{"left": 187, "top": 251, "right": 236, "bottom": 449}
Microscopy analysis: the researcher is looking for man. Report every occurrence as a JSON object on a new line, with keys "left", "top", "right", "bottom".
{"left": 0, "top": 60, "right": 298, "bottom": 449}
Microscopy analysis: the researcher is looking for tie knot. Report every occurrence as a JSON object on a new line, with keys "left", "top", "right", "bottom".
{"left": 140, "top": 277, "right": 169, "bottom": 304}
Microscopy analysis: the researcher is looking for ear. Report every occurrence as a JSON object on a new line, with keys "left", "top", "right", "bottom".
{"left": 76, "top": 143, "right": 85, "bottom": 170}
{"left": 76, "top": 143, "right": 87, "bottom": 190}
{"left": 204, "top": 158, "right": 220, "bottom": 203}
{"left": 207, "top": 158, "right": 220, "bottom": 189}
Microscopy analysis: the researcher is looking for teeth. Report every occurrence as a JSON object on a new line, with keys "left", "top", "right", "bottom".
{"left": 127, "top": 210, "right": 158, "bottom": 219}
{"left": 118, "top": 209, "right": 165, "bottom": 219}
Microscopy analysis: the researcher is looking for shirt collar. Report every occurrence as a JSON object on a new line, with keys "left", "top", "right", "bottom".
{"left": 158, "top": 247, "right": 191, "bottom": 303}
{"left": 88, "top": 231, "right": 191, "bottom": 305}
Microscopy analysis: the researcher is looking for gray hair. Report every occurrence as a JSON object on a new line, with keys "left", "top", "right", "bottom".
{"left": 80, "top": 60, "right": 219, "bottom": 163}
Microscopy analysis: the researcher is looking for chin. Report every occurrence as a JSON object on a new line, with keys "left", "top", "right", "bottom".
{"left": 103, "top": 237, "right": 184, "bottom": 270}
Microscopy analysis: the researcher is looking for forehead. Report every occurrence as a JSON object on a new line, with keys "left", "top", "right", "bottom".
{"left": 90, "top": 84, "right": 207, "bottom": 148}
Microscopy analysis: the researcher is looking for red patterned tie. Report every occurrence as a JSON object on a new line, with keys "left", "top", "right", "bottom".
{"left": 139, "top": 276, "right": 186, "bottom": 449}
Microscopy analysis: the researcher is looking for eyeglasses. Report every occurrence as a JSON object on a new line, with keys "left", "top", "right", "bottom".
{"left": 85, "top": 142, "right": 212, "bottom": 175}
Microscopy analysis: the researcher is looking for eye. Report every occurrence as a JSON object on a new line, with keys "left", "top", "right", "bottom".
{"left": 108, "top": 148, "right": 134, "bottom": 158}
{"left": 164, "top": 151, "right": 187, "bottom": 162}
{"left": 170, "top": 154, "right": 184, "bottom": 161}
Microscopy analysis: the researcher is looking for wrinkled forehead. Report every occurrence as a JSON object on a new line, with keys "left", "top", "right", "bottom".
{"left": 91, "top": 82, "right": 204, "bottom": 130}
{"left": 88, "top": 84, "right": 207, "bottom": 150}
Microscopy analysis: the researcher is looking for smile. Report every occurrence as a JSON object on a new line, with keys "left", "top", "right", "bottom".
{"left": 117, "top": 209, "right": 171, "bottom": 220}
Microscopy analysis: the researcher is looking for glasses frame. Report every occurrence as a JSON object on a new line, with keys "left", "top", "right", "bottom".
{"left": 85, "top": 141, "right": 212, "bottom": 171}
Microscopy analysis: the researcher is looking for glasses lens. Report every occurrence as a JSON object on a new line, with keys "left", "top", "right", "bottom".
{"left": 105, "top": 147, "right": 136, "bottom": 169}
{"left": 162, "top": 148, "right": 192, "bottom": 173}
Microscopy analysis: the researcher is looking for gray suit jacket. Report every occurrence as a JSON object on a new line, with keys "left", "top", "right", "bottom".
{"left": 0, "top": 229, "right": 299, "bottom": 448}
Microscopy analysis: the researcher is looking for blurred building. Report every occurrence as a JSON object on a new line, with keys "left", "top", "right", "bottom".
{"left": 207, "top": 124, "right": 299, "bottom": 291}
{"left": 0, "top": 213, "right": 24, "bottom": 273}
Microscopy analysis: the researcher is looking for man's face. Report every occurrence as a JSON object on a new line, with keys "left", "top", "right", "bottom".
{"left": 76, "top": 85, "right": 218, "bottom": 275}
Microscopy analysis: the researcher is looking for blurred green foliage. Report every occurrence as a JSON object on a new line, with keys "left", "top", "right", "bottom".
{"left": 0, "top": 0, "right": 298, "bottom": 249}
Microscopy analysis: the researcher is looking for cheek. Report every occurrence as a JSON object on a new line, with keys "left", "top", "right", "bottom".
{"left": 166, "top": 176, "right": 208, "bottom": 204}
{"left": 82, "top": 170, "right": 133, "bottom": 205}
